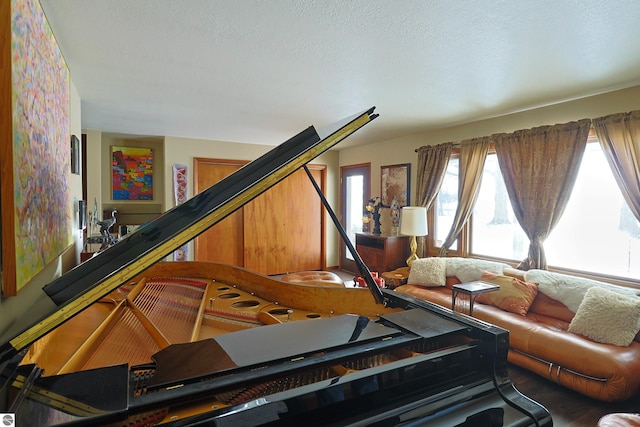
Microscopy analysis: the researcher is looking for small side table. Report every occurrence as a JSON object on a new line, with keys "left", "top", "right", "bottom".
{"left": 382, "top": 267, "right": 410, "bottom": 289}
{"left": 452, "top": 281, "right": 500, "bottom": 316}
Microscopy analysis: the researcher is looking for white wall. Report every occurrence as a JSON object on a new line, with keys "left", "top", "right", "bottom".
{"left": 84, "top": 129, "right": 103, "bottom": 226}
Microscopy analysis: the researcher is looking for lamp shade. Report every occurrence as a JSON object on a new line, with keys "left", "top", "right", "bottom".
{"left": 400, "top": 206, "right": 428, "bottom": 236}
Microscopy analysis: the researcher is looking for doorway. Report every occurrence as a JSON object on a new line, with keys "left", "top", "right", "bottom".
{"left": 340, "top": 163, "right": 370, "bottom": 273}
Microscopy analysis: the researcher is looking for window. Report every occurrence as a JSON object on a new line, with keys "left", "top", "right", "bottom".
{"left": 546, "top": 143, "right": 640, "bottom": 278}
{"left": 345, "top": 174, "right": 365, "bottom": 261}
{"left": 470, "top": 153, "right": 527, "bottom": 260}
{"left": 433, "top": 156, "right": 459, "bottom": 251}
{"left": 340, "top": 164, "right": 370, "bottom": 273}
{"left": 430, "top": 139, "right": 640, "bottom": 282}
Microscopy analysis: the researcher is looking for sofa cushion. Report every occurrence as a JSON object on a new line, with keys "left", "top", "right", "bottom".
{"left": 568, "top": 286, "right": 640, "bottom": 346}
{"left": 408, "top": 257, "right": 446, "bottom": 287}
{"left": 528, "top": 291, "right": 575, "bottom": 323}
{"left": 476, "top": 271, "right": 539, "bottom": 316}
{"left": 445, "top": 257, "right": 510, "bottom": 283}
{"left": 525, "top": 269, "right": 640, "bottom": 312}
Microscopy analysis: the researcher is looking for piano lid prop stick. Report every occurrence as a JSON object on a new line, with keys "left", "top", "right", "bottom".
{"left": 302, "top": 166, "right": 385, "bottom": 304}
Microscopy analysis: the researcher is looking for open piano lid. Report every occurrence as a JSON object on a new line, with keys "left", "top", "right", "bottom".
{"left": 0, "top": 107, "right": 378, "bottom": 366}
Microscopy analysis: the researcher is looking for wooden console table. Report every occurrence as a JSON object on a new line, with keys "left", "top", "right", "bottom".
{"left": 355, "top": 233, "right": 410, "bottom": 274}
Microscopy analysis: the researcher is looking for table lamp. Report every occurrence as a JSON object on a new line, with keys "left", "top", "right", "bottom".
{"left": 400, "top": 206, "right": 428, "bottom": 267}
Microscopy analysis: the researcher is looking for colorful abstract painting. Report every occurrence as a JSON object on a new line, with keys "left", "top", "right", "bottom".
{"left": 8, "top": 0, "right": 71, "bottom": 293}
{"left": 112, "top": 146, "right": 154, "bottom": 200}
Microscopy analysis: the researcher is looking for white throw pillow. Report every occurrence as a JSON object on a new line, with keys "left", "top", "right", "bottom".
{"left": 445, "top": 257, "right": 510, "bottom": 283}
{"left": 568, "top": 286, "right": 640, "bottom": 346}
{"left": 408, "top": 258, "right": 447, "bottom": 287}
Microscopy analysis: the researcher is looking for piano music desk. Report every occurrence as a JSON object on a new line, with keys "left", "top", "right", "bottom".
{"left": 451, "top": 281, "right": 500, "bottom": 316}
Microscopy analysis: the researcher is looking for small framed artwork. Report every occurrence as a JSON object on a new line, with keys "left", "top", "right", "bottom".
{"left": 111, "top": 146, "right": 154, "bottom": 200}
{"left": 71, "top": 134, "right": 80, "bottom": 174}
{"left": 78, "top": 199, "right": 86, "bottom": 230}
{"left": 381, "top": 163, "right": 410, "bottom": 207}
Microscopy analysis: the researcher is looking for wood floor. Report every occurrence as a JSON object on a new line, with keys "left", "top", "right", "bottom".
{"left": 508, "top": 364, "right": 640, "bottom": 426}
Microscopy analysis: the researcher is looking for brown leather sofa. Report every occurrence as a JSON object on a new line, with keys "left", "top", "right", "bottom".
{"left": 395, "top": 265, "right": 640, "bottom": 402}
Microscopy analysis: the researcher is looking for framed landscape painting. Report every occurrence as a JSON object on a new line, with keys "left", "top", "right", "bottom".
{"left": 381, "top": 163, "right": 410, "bottom": 207}
{"left": 112, "top": 146, "right": 154, "bottom": 200}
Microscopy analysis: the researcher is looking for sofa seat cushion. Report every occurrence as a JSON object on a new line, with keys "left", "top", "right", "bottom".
{"left": 524, "top": 311, "right": 570, "bottom": 333}
{"left": 396, "top": 285, "right": 452, "bottom": 308}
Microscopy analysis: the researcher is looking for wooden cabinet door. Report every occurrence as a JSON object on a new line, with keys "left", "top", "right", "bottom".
{"left": 194, "top": 158, "right": 324, "bottom": 275}
{"left": 355, "top": 245, "right": 384, "bottom": 273}
{"left": 286, "top": 167, "right": 323, "bottom": 271}
{"left": 243, "top": 167, "right": 323, "bottom": 275}
{"left": 194, "top": 159, "right": 245, "bottom": 266}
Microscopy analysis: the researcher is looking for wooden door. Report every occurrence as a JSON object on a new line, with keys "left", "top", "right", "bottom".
{"left": 194, "top": 159, "right": 246, "bottom": 266}
{"left": 194, "top": 158, "right": 325, "bottom": 275}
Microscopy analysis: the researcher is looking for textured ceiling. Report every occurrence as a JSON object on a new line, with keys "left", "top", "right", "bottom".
{"left": 41, "top": 0, "right": 640, "bottom": 147}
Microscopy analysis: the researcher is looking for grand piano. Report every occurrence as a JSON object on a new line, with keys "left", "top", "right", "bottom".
{"left": 0, "top": 108, "right": 552, "bottom": 426}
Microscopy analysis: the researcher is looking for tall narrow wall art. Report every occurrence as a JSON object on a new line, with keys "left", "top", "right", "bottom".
{"left": 173, "top": 164, "right": 188, "bottom": 261}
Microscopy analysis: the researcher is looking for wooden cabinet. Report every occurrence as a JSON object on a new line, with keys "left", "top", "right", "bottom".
{"left": 355, "top": 233, "right": 410, "bottom": 273}
{"left": 193, "top": 158, "right": 326, "bottom": 275}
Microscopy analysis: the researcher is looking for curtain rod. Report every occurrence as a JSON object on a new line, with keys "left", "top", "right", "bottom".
{"left": 415, "top": 141, "right": 461, "bottom": 152}
{"left": 414, "top": 118, "right": 599, "bottom": 152}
